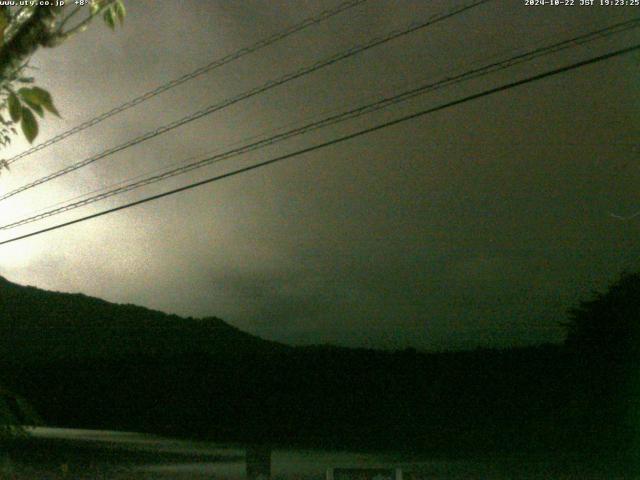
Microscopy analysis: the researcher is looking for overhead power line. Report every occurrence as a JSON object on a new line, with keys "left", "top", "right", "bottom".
{"left": 11, "top": 16, "right": 638, "bottom": 225}
{"left": 2, "top": 18, "right": 638, "bottom": 232}
{"left": 0, "top": 0, "right": 488, "bottom": 203}
{"left": 1, "top": 43, "right": 637, "bottom": 247}
{"left": 4, "top": 0, "right": 369, "bottom": 166}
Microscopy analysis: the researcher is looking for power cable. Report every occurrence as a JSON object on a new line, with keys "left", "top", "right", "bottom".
{"left": 0, "top": 0, "right": 488, "bottom": 202}
{"left": 4, "top": 0, "right": 369, "bottom": 166}
{"left": 1, "top": 42, "right": 637, "bottom": 247}
{"left": 2, "top": 18, "right": 637, "bottom": 231}
{"left": 12, "top": 16, "right": 637, "bottom": 223}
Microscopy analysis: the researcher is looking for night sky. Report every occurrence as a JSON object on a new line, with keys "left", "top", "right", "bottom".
{"left": 0, "top": 0, "right": 638, "bottom": 350}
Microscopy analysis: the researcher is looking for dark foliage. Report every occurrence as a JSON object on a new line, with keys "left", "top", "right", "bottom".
{"left": 0, "top": 274, "right": 636, "bottom": 464}
{"left": 563, "top": 272, "right": 640, "bottom": 462}
{"left": 565, "top": 271, "right": 640, "bottom": 361}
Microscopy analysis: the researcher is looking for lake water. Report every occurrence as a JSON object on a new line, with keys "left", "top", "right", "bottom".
{"left": 0, "top": 427, "right": 628, "bottom": 479}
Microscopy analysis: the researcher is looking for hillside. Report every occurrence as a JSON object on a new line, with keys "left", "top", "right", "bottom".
{"left": 0, "top": 275, "right": 632, "bottom": 458}
{"left": 0, "top": 275, "right": 285, "bottom": 362}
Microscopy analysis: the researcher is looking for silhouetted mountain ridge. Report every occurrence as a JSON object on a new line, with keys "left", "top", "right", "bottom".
{"left": 0, "top": 273, "right": 636, "bottom": 459}
{"left": 0, "top": 275, "right": 285, "bottom": 361}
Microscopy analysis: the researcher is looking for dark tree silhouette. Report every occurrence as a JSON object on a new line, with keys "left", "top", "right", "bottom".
{"left": 563, "top": 272, "right": 640, "bottom": 458}
{"left": 564, "top": 272, "right": 640, "bottom": 362}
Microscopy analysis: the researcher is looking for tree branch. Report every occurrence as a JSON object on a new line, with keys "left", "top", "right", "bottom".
{"left": 0, "top": 7, "right": 62, "bottom": 84}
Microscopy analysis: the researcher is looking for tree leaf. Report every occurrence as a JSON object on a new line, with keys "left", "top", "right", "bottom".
{"left": 23, "top": 99, "right": 44, "bottom": 117}
{"left": 27, "top": 87, "right": 60, "bottom": 117}
{"left": 114, "top": 0, "right": 126, "bottom": 24}
{"left": 103, "top": 8, "right": 115, "bottom": 30}
{"left": 18, "top": 88, "right": 49, "bottom": 118}
{"left": 18, "top": 87, "right": 39, "bottom": 103}
{"left": 19, "top": 87, "right": 43, "bottom": 105}
{"left": 20, "top": 107, "right": 38, "bottom": 143}
{"left": 90, "top": 1, "right": 101, "bottom": 15}
{"left": 8, "top": 93, "right": 21, "bottom": 122}
{"left": 43, "top": 100, "right": 60, "bottom": 118}
{"left": 0, "top": 8, "right": 9, "bottom": 44}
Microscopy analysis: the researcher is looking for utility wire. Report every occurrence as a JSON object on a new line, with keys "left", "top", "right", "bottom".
{"left": 32, "top": 9, "right": 620, "bottom": 210}
{"left": 1, "top": 18, "right": 637, "bottom": 231}
{"left": 11, "top": 16, "right": 637, "bottom": 223}
{"left": 0, "top": 0, "right": 488, "bottom": 203}
{"left": 3, "top": 37, "right": 519, "bottom": 219}
{"left": 4, "top": 0, "right": 369, "bottom": 166}
{"left": 1, "top": 43, "right": 637, "bottom": 247}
